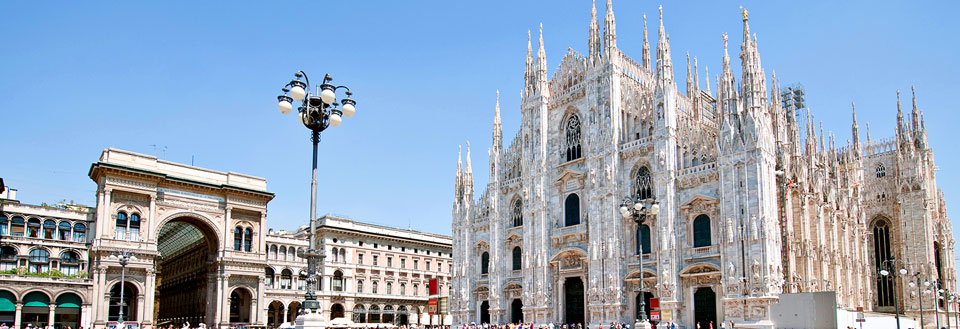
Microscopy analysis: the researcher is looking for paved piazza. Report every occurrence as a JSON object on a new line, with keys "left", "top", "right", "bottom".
{"left": 449, "top": 3, "right": 955, "bottom": 329}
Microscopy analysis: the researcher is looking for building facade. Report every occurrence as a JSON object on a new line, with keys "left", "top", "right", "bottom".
{"left": 450, "top": 3, "right": 955, "bottom": 329}
{"left": 0, "top": 148, "right": 452, "bottom": 329}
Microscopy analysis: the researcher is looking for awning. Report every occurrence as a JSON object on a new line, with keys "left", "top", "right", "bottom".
{"left": 23, "top": 292, "right": 50, "bottom": 307}
{"left": 0, "top": 291, "right": 15, "bottom": 312}
{"left": 56, "top": 293, "right": 82, "bottom": 308}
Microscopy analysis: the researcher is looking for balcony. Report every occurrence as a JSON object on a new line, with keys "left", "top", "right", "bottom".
{"left": 686, "top": 245, "right": 720, "bottom": 260}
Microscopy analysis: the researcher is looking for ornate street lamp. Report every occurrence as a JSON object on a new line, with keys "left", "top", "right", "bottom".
{"left": 907, "top": 272, "right": 928, "bottom": 329}
{"left": 879, "top": 259, "right": 907, "bottom": 329}
{"left": 109, "top": 251, "right": 136, "bottom": 328}
{"left": 276, "top": 71, "right": 357, "bottom": 313}
{"left": 620, "top": 196, "right": 659, "bottom": 329}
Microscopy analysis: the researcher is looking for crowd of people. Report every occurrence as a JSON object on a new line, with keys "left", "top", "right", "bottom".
{"left": 0, "top": 324, "right": 83, "bottom": 329}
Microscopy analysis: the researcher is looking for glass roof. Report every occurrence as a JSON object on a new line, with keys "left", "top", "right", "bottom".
{"left": 157, "top": 222, "right": 206, "bottom": 259}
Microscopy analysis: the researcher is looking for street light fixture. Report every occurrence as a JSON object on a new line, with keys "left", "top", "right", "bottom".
{"left": 275, "top": 71, "right": 357, "bottom": 313}
{"left": 879, "top": 259, "right": 906, "bottom": 329}
{"left": 620, "top": 196, "right": 659, "bottom": 329}
{"left": 109, "top": 251, "right": 136, "bottom": 328}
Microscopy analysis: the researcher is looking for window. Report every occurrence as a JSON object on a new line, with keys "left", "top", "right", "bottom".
{"left": 271, "top": 245, "right": 278, "bottom": 259}
{"left": 73, "top": 223, "right": 86, "bottom": 242}
{"left": 414, "top": 260, "right": 419, "bottom": 270}
{"left": 0, "top": 216, "right": 6, "bottom": 235}
{"left": 386, "top": 282, "right": 393, "bottom": 295}
{"left": 693, "top": 215, "right": 712, "bottom": 247}
{"left": 234, "top": 227, "right": 243, "bottom": 251}
{"left": 373, "top": 255, "right": 378, "bottom": 266}
{"left": 265, "top": 268, "right": 275, "bottom": 287}
{"left": 58, "top": 221, "right": 71, "bottom": 240}
{"left": 638, "top": 224, "right": 652, "bottom": 254}
{"left": 128, "top": 214, "right": 140, "bottom": 240}
{"left": 401, "top": 258, "right": 406, "bottom": 269}
{"left": 427, "top": 261, "right": 431, "bottom": 271}
{"left": 280, "top": 269, "right": 292, "bottom": 289}
{"left": 60, "top": 251, "right": 80, "bottom": 275}
{"left": 0, "top": 246, "right": 16, "bottom": 271}
{"left": 512, "top": 199, "right": 523, "bottom": 227}
{"left": 27, "top": 218, "right": 41, "bottom": 238}
{"left": 43, "top": 220, "right": 56, "bottom": 239}
{"left": 481, "top": 252, "right": 490, "bottom": 274}
{"left": 873, "top": 220, "right": 894, "bottom": 307}
{"left": 333, "top": 270, "right": 344, "bottom": 292}
{"left": 115, "top": 212, "right": 127, "bottom": 240}
{"left": 280, "top": 246, "right": 287, "bottom": 261}
{"left": 357, "top": 279, "right": 364, "bottom": 293}
{"left": 373, "top": 281, "right": 379, "bottom": 294}
{"left": 29, "top": 248, "right": 49, "bottom": 273}
{"left": 244, "top": 228, "right": 253, "bottom": 252}
{"left": 332, "top": 248, "right": 340, "bottom": 262}
{"left": 387, "top": 257, "right": 393, "bottom": 267}
{"left": 564, "top": 194, "right": 581, "bottom": 226}
{"left": 565, "top": 114, "right": 582, "bottom": 161}
{"left": 10, "top": 217, "right": 25, "bottom": 236}
{"left": 413, "top": 283, "right": 420, "bottom": 296}
{"left": 358, "top": 253, "right": 364, "bottom": 265}
{"left": 400, "top": 283, "right": 406, "bottom": 295}
{"left": 291, "top": 247, "right": 298, "bottom": 261}
{"left": 299, "top": 271, "right": 307, "bottom": 290}
{"left": 876, "top": 163, "right": 886, "bottom": 178}
{"left": 636, "top": 166, "right": 653, "bottom": 200}
{"left": 339, "top": 249, "right": 345, "bottom": 263}
{"left": 512, "top": 247, "right": 522, "bottom": 271}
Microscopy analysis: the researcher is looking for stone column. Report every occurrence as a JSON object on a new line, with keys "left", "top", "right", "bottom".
{"left": 144, "top": 269, "right": 157, "bottom": 326}
{"left": 281, "top": 305, "right": 287, "bottom": 325}
{"left": 81, "top": 304, "right": 92, "bottom": 329}
{"left": 101, "top": 188, "right": 113, "bottom": 239}
{"left": 147, "top": 194, "right": 157, "bottom": 243}
{"left": 255, "top": 277, "right": 265, "bottom": 325}
{"left": 49, "top": 304, "right": 56, "bottom": 327}
{"left": 136, "top": 295, "right": 145, "bottom": 326}
{"left": 223, "top": 207, "right": 233, "bottom": 252}
{"left": 216, "top": 274, "right": 230, "bottom": 327}
{"left": 14, "top": 303, "right": 22, "bottom": 329}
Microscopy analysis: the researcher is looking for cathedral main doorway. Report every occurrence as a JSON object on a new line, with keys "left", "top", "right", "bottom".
{"left": 693, "top": 287, "right": 716, "bottom": 329}
{"left": 154, "top": 218, "right": 219, "bottom": 326}
{"left": 564, "top": 277, "right": 584, "bottom": 325}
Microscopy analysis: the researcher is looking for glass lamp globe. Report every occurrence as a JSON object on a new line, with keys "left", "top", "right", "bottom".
{"left": 342, "top": 102, "right": 356, "bottom": 117}
{"left": 320, "top": 88, "right": 336, "bottom": 104}
{"left": 880, "top": 270, "right": 889, "bottom": 276}
{"left": 899, "top": 269, "right": 908, "bottom": 275}
{"left": 290, "top": 86, "right": 306, "bottom": 101}
{"left": 650, "top": 203, "right": 660, "bottom": 215}
{"left": 278, "top": 100, "right": 293, "bottom": 114}
{"left": 925, "top": 281, "right": 932, "bottom": 287}
{"left": 910, "top": 281, "right": 916, "bottom": 287}
{"left": 634, "top": 203, "right": 643, "bottom": 211}
{"left": 329, "top": 113, "right": 342, "bottom": 126}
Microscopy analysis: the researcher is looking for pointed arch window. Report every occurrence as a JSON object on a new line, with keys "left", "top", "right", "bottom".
{"left": 357, "top": 279, "right": 364, "bottom": 293}
{"left": 481, "top": 252, "right": 490, "bottom": 275}
{"left": 873, "top": 220, "right": 894, "bottom": 307}
{"left": 693, "top": 215, "right": 712, "bottom": 247}
{"left": 564, "top": 193, "right": 581, "bottom": 226}
{"left": 512, "top": 199, "right": 523, "bottom": 227}
{"left": 244, "top": 228, "right": 253, "bottom": 252}
{"left": 512, "top": 247, "right": 522, "bottom": 271}
{"left": 565, "top": 114, "right": 583, "bottom": 162}
{"left": 876, "top": 163, "right": 886, "bottom": 178}
{"left": 636, "top": 166, "right": 653, "bottom": 200}
{"left": 115, "top": 212, "right": 128, "bottom": 240}
{"left": 234, "top": 227, "right": 243, "bottom": 251}
{"left": 128, "top": 214, "right": 141, "bottom": 240}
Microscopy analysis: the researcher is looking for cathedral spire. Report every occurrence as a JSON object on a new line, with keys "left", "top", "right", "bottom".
{"left": 852, "top": 101, "right": 861, "bottom": 158}
{"left": 642, "top": 13, "right": 651, "bottom": 69}
{"left": 464, "top": 141, "right": 474, "bottom": 198}
{"left": 739, "top": 7, "right": 765, "bottom": 113}
{"left": 686, "top": 52, "right": 694, "bottom": 96}
{"left": 603, "top": 0, "right": 617, "bottom": 56}
{"left": 694, "top": 56, "right": 700, "bottom": 94}
{"left": 656, "top": 6, "right": 674, "bottom": 83}
{"left": 911, "top": 86, "right": 921, "bottom": 134}
{"left": 455, "top": 145, "right": 463, "bottom": 200}
{"left": 704, "top": 65, "right": 711, "bottom": 96}
{"left": 588, "top": 0, "right": 601, "bottom": 64}
{"left": 493, "top": 90, "right": 502, "bottom": 152}
{"left": 896, "top": 89, "right": 909, "bottom": 146}
{"left": 537, "top": 23, "right": 548, "bottom": 93}
{"left": 524, "top": 30, "right": 535, "bottom": 97}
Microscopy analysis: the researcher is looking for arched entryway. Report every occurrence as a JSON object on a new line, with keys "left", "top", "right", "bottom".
{"left": 693, "top": 287, "right": 717, "bottom": 329}
{"left": 368, "top": 305, "right": 381, "bottom": 323}
{"left": 564, "top": 277, "right": 585, "bottom": 325}
{"left": 228, "top": 289, "right": 252, "bottom": 323}
{"left": 636, "top": 291, "right": 654, "bottom": 324}
{"left": 397, "top": 306, "right": 409, "bottom": 325}
{"left": 479, "top": 301, "right": 490, "bottom": 324}
{"left": 267, "top": 301, "right": 284, "bottom": 328}
{"left": 353, "top": 305, "right": 366, "bottom": 323}
{"left": 22, "top": 291, "right": 51, "bottom": 327}
{"left": 108, "top": 283, "right": 138, "bottom": 322}
{"left": 0, "top": 290, "right": 15, "bottom": 325}
{"left": 55, "top": 293, "right": 83, "bottom": 329}
{"left": 330, "top": 303, "right": 345, "bottom": 320}
{"left": 510, "top": 299, "right": 523, "bottom": 323}
{"left": 154, "top": 216, "right": 220, "bottom": 326}
{"left": 287, "top": 301, "right": 301, "bottom": 324}
{"left": 382, "top": 306, "right": 395, "bottom": 324}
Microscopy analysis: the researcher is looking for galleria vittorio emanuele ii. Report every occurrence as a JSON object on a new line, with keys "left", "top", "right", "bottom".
{"left": 449, "top": 2, "right": 955, "bottom": 328}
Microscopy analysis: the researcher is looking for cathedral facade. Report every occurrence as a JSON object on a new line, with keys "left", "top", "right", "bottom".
{"left": 449, "top": 3, "right": 955, "bottom": 328}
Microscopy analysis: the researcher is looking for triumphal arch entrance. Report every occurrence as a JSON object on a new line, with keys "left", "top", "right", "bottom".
{"left": 87, "top": 149, "right": 274, "bottom": 329}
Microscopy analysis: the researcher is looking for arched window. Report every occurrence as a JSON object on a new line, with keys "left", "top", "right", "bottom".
{"left": 637, "top": 224, "right": 652, "bottom": 254}
{"left": 413, "top": 283, "right": 420, "bottom": 296}
{"left": 293, "top": 247, "right": 299, "bottom": 261}
{"left": 386, "top": 282, "right": 393, "bottom": 295}
{"left": 234, "top": 227, "right": 243, "bottom": 251}
{"left": 115, "top": 212, "right": 128, "bottom": 240}
{"left": 73, "top": 223, "right": 86, "bottom": 242}
{"left": 60, "top": 251, "right": 80, "bottom": 275}
{"left": 372, "top": 281, "right": 379, "bottom": 294}
{"left": 636, "top": 166, "right": 653, "bottom": 200}
{"left": 0, "top": 216, "right": 7, "bottom": 236}
{"left": 0, "top": 246, "right": 16, "bottom": 271}
{"left": 481, "top": 252, "right": 490, "bottom": 274}
{"left": 693, "top": 215, "right": 712, "bottom": 247}
{"left": 400, "top": 283, "right": 406, "bottom": 295}
{"left": 265, "top": 267, "right": 275, "bottom": 287}
{"left": 28, "top": 248, "right": 50, "bottom": 273}
{"left": 332, "top": 247, "right": 339, "bottom": 262}
{"left": 512, "top": 199, "right": 523, "bottom": 227}
{"left": 564, "top": 194, "right": 581, "bottom": 226}
{"left": 339, "top": 249, "right": 345, "bottom": 263}
{"left": 369, "top": 305, "right": 381, "bottom": 323}
{"left": 280, "top": 269, "right": 292, "bottom": 289}
{"left": 353, "top": 305, "right": 367, "bottom": 323}
{"left": 298, "top": 271, "right": 307, "bottom": 290}
{"left": 58, "top": 221, "right": 71, "bottom": 240}
{"left": 109, "top": 283, "right": 138, "bottom": 321}
{"left": 43, "top": 219, "right": 56, "bottom": 239}
{"left": 27, "top": 218, "right": 41, "bottom": 238}
{"left": 333, "top": 270, "right": 344, "bottom": 292}
{"left": 512, "top": 247, "right": 522, "bottom": 271}
{"left": 876, "top": 163, "right": 886, "bottom": 178}
{"left": 244, "top": 228, "right": 253, "bottom": 252}
{"left": 873, "top": 220, "right": 894, "bottom": 307}
{"left": 10, "top": 217, "right": 25, "bottom": 237}
{"left": 270, "top": 245, "right": 278, "bottom": 259}
{"left": 280, "top": 246, "right": 287, "bottom": 261}
{"left": 357, "top": 279, "right": 364, "bottom": 293}
{"left": 128, "top": 214, "right": 140, "bottom": 240}
{"left": 331, "top": 303, "right": 345, "bottom": 320}
{"left": 565, "top": 114, "right": 583, "bottom": 162}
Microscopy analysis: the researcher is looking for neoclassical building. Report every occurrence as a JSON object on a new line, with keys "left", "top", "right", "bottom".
{"left": 450, "top": 3, "right": 954, "bottom": 328}
{"left": 0, "top": 148, "right": 452, "bottom": 329}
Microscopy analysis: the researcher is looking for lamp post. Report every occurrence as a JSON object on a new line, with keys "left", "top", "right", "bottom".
{"left": 110, "top": 251, "right": 136, "bottom": 328}
{"left": 908, "top": 273, "right": 928, "bottom": 329}
{"left": 880, "top": 259, "right": 907, "bottom": 329}
{"left": 619, "top": 196, "right": 659, "bottom": 329}
{"left": 276, "top": 71, "right": 356, "bottom": 313}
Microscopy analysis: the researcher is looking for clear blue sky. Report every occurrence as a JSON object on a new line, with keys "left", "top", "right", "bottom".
{"left": 1, "top": 1, "right": 958, "bottom": 241}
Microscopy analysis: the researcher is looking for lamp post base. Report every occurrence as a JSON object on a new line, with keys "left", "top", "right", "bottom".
{"left": 635, "top": 319, "right": 651, "bottom": 329}
{"left": 295, "top": 308, "right": 326, "bottom": 329}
